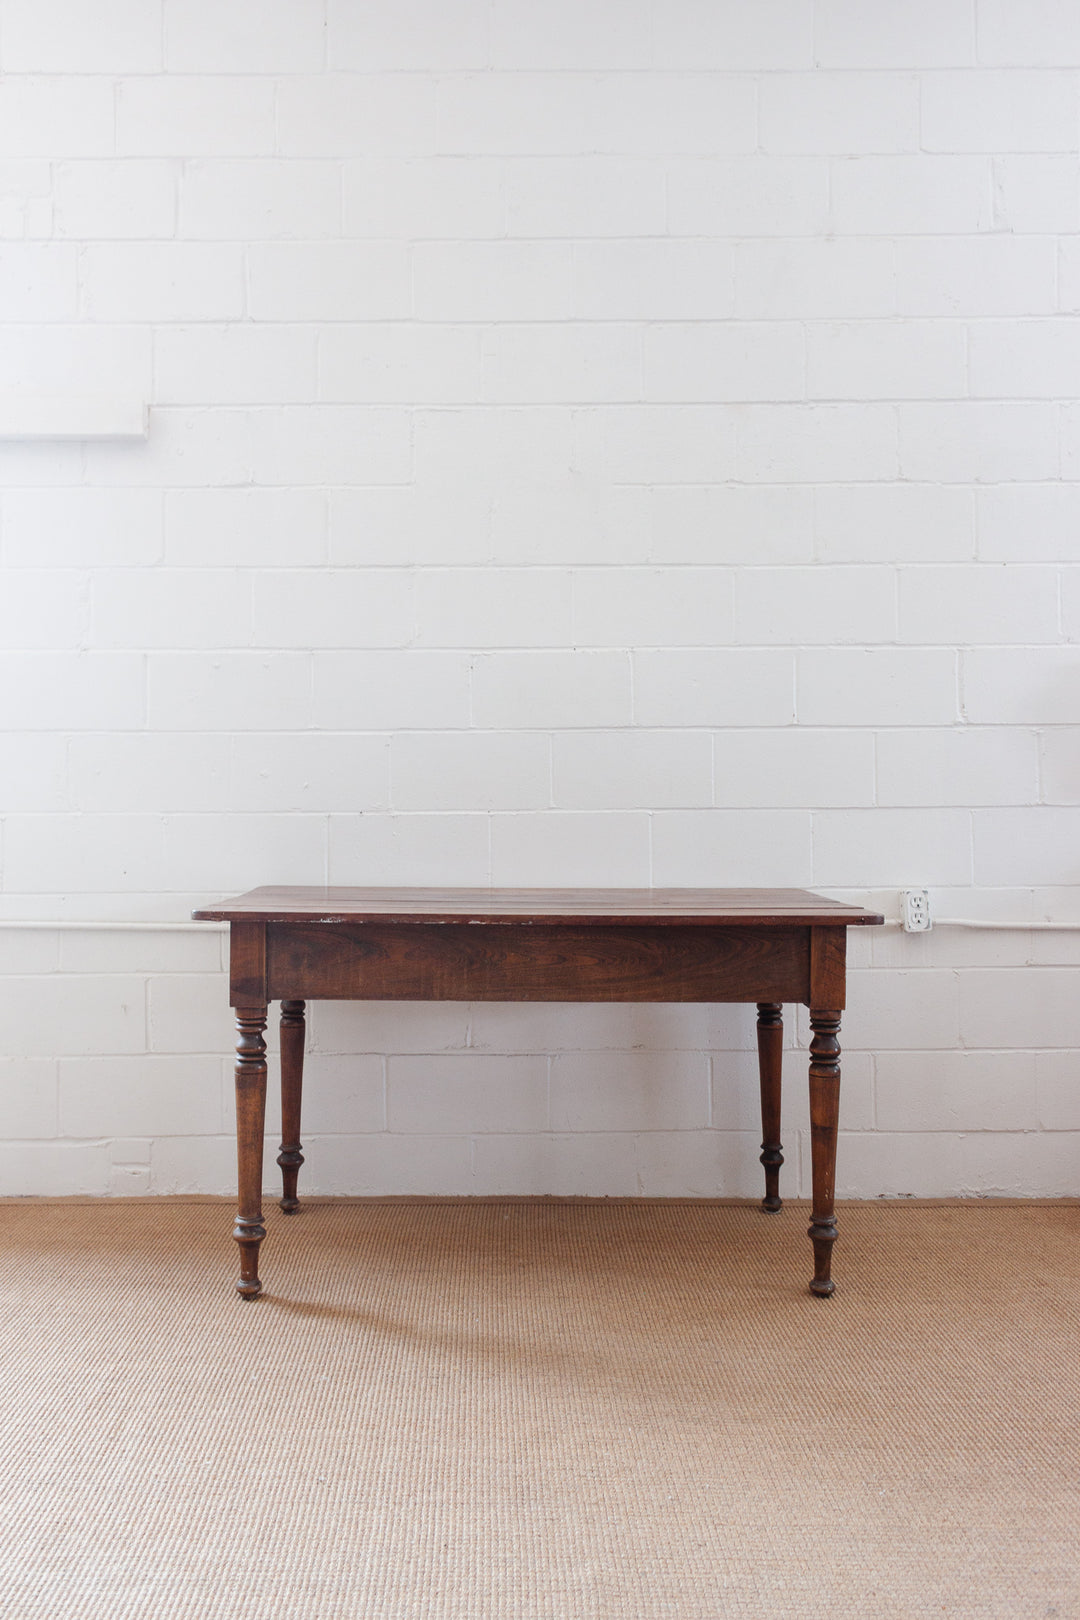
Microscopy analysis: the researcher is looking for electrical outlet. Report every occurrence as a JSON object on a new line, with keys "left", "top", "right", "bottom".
{"left": 901, "top": 889, "right": 932, "bottom": 932}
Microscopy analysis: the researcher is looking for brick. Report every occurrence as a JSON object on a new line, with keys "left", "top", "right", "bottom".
{"left": 974, "top": 808, "right": 1080, "bottom": 886}
{"left": 900, "top": 564, "right": 1058, "bottom": 646}
{"left": 276, "top": 75, "right": 436, "bottom": 158}
{"left": 155, "top": 325, "right": 318, "bottom": 406}
{"left": 0, "top": 570, "right": 87, "bottom": 649}
{"left": 59, "top": 928, "right": 223, "bottom": 974}
{"left": 1036, "top": 1053, "right": 1080, "bottom": 1130}
{"left": 148, "top": 652, "right": 311, "bottom": 730}
{"left": 591, "top": 74, "right": 757, "bottom": 155}
{"left": 832, "top": 1132, "right": 959, "bottom": 1198}
{"left": 3, "top": 0, "right": 162, "bottom": 71}
{"left": 164, "top": 812, "right": 327, "bottom": 893}
{"left": 978, "top": 485, "right": 1080, "bottom": 562}
{"left": 651, "top": 0, "right": 813, "bottom": 70}
{"left": 634, "top": 650, "right": 794, "bottom": 727}
{"left": 490, "top": 0, "right": 651, "bottom": 70}
{"left": 814, "top": 0, "right": 974, "bottom": 66}
{"left": 807, "top": 320, "right": 965, "bottom": 400}
{"left": 714, "top": 730, "right": 874, "bottom": 808}
{"left": 798, "top": 649, "right": 958, "bottom": 726}
{"left": 481, "top": 325, "right": 640, "bottom": 404}
{"left": 993, "top": 157, "right": 1080, "bottom": 234}
{"left": 490, "top": 812, "right": 650, "bottom": 886}
{"left": 179, "top": 160, "right": 342, "bottom": 240}
{"left": 0, "top": 1059, "right": 57, "bottom": 1138}
{"left": 506, "top": 157, "right": 666, "bottom": 237}
{"left": 69, "top": 733, "right": 230, "bottom": 814}
{"left": 0, "top": 1142, "right": 110, "bottom": 1196}
{"left": 148, "top": 1134, "right": 236, "bottom": 1196}
{"left": 760, "top": 72, "right": 917, "bottom": 153}
{"left": 573, "top": 405, "right": 737, "bottom": 483}
{"left": 436, "top": 74, "right": 592, "bottom": 155}
{"left": 253, "top": 569, "right": 413, "bottom": 649}
{"left": 0, "top": 78, "right": 115, "bottom": 158}
{"left": 971, "top": 319, "right": 1080, "bottom": 399}
{"left": 896, "top": 236, "right": 1057, "bottom": 316}
{"left": 644, "top": 323, "right": 803, "bottom": 403}
{"left": 877, "top": 728, "right": 1039, "bottom": 807}
{"left": 413, "top": 406, "right": 572, "bottom": 490}
{"left": 978, "top": 0, "right": 1080, "bottom": 65}
{"left": 117, "top": 77, "right": 276, "bottom": 158}
{"left": 472, "top": 1133, "right": 640, "bottom": 1197}
{"left": 388, "top": 1056, "right": 548, "bottom": 1133}
{"left": 345, "top": 157, "right": 504, "bottom": 240}
{"left": 573, "top": 566, "right": 734, "bottom": 648}
{"left": 391, "top": 732, "right": 550, "bottom": 811}
{"left": 814, "top": 808, "right": 972, "bottom": 886}
{"left": 248, "top": 406, "right": 412, "bottom": 487}
{"left": 165, "top": 488, "right": 326, "bottom": 566}
{"left": 230, "top": 732, "right": 389, "bottom": 814}
{"left": 59, "top": 1055, "right": 221, "bottom": 1137}
{"left": 304, "top": 1134, "right": 475, "bottom": 1197}
{"left": 553, "top": 731, "right": 712, "bottom": 810}
{"left": 1039, "top": 731, "right": 1080, "bottom": 804}
{"left": 736, "top": 239, "right": 896, "bottom": 320}
{"left": 550, "top": 1052, "right": 708, "bottom": 1132}
{"left": 247, "top": 242, "right": 411, "bottom": 322}
{"left": 899, "top": 403, "right": 1059, "bottom": 483}
{"left": 0, "top": 652, "right": 145, "bottom": 730}
{"left": 736, "top": 565, "right": 895, "bottom": 645}
{"left": 91, "top": 568, "right": 249, "bottom": 650}
{"left": 648, "top": 486, "right": 813, "bottom": 566}
{"left": 652, "top": 810, "right": 811, "bottom": 886}
{"left": 82, "top": 407, "right": 255, "bottom": 490}
{"left": 53, "top": 160, "right": 176, "bottom": 239}
{"left": 922, "top": 70, "right": 1078, "bottom": 154}
{"left": 330, "top": 487, "right": 493, "bottom": 565}
{"left": 318, "top": 315, "right": 484, "bottom": 409}
{"left": 81, "top": 243, "right": 245, "bottom": 322}
{"left": 961, "top": 967, "right": 1080, "bottom": 1048}
{"left": 815, "top": 485, "right": 973, "bottom": 562}
{"left": 164, "top": 0, "right": 326, "bottom": 71}
{"left": 471, "top": 650, "right": 632, "bottom": 728}
{"left": 954, "top": 1131, "right": 1080, "bottom": 1197}
{"left": 574, "top": 240, "right": 733, "bottom": 321}
{"left": 738, "top": 404, "right": 898, "bottom": 483}
{"left": 315, "top": 650, "right": 472, "bottom": 730}
{"left": 832, "top": 156, "right": 991, "bottom": 234}
{"left": 839, "top": 968, "right": 960, "bottom": 1051}
{"left": 0, "top": 975, "right": 146, "bottom": 1057}
{"left": 413, "top": 242, "right": 573, "bottom": 321}
{"left": 963, "top": 647, "right": 1080, "bottom": 724}
{"left": 0, "top": 244, "right": 78, "bottom": 321}
{"left": 670, "top": 157, "right": 829, "bottom": 236}
{"left": 289, "top": 1053, "right": 385, "bottom": 1135}
{"left": 0, "top": 735, "right": 69, "bottom": 812}
{"left": 876, "top": 1051, "right": 1037, "bottom": 1133}
{"left": 329, "top": 812, "right": 490, "bottom": 885}
{"left": 329, "top": 0, "right": 489, "bottom": 69}
{"left": 415, "top": 567, "right": 571, "bottom": 648}
{"left": 4, "top": 814, "right": 168, "bottom": 896}
{"left": 489, "top": 483, "right": 650, "bottom": 566}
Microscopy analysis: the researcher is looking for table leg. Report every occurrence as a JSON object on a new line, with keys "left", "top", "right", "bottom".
{"left": 807, "top": 1008, "right": 841, "bottom": 1298}
{"left": 277, "top": 999, "right": 306, "bottom": 1213}
{"left": 756, "top": 1002, "right": 784, "bottom": 1212}
{"left": 233, "top": 1004, "right": 268, "bottom": 1299}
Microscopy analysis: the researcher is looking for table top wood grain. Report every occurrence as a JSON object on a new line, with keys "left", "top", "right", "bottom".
{"left": 192, "top": 885, "right": 885, "bottom": 928}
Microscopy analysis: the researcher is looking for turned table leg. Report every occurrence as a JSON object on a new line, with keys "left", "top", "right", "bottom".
{"left": 233, "top": 1004, "right": 268, "bottom": 1299}
{"left": 807, "top": 1008, "right": 842, "bottom": 1298}
{"left": 756, "top": 1002, "right": 784, "bottom": 1212}
{"left": 277, "top": 999, "right": 306, "bottom": 1213}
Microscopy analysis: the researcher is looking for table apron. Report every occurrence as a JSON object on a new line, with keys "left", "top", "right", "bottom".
{"left": 258, "top": 921, "right": 817, "bottom": 1004}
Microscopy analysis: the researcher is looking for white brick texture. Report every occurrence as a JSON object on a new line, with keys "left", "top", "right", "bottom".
{"left": 0, "top": 4, "right": 1077, "bottom": 1201}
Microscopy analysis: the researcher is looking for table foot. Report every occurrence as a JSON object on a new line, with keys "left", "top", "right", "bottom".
{"left": 233, "top": 1215, "right": 266, "bottom": 1298}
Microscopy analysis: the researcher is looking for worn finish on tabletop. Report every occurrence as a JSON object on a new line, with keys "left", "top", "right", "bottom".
{"left": 191, "top": 887, "right": 884, "bottom": 1303}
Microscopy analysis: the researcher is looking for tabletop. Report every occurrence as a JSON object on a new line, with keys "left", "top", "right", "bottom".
{"left": 192, "top": 885, "right": 885, "bottom": 928}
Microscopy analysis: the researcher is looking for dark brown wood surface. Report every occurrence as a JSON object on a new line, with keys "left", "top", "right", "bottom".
{"left": 194, "top": 885, "right": 884, "bottom": 928}
{"left": 195, "top": 888, "right": 885, "bottom": 1302}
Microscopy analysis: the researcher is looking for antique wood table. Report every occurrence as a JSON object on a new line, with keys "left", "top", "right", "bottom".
{"left": 192, "top": 886, "right": 884, "bottom": 1300}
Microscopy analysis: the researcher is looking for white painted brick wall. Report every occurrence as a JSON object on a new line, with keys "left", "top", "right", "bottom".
{"left": 1, "top": 0, "right": 1078, "bottom": 1201}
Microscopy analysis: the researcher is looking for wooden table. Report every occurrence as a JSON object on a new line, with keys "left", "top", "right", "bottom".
{"left": 192, "top": 886, "right": 884, "bottom": 1300}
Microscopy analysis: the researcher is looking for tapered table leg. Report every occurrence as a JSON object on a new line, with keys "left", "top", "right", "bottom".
{"left": 233, "top": 1004, "right": 268, "bottom": 1299}
{"left": 807, "top": 1008, "right": 842, "bottom": 1298}
{"left": 756, "top": 1002, "right": 784, "bottom": 1212}
{"left": 277, "top": 999, "right": 306, "bottom": 1213}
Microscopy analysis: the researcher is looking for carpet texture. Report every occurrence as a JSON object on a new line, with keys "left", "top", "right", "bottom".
{"left": 0, "top": 1197, "right": 1077, "bottom": 1619}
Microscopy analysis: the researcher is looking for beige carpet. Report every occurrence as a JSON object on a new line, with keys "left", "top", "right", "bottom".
{"left": 0, "top": 1197, "right": 1077, "bottom": 1620}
